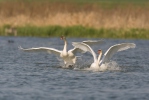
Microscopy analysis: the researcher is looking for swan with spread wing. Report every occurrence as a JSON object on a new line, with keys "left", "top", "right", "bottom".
{"left": 72, "top": 42, "right": 136, "bottom": 71}
{"left": 19, "top": 36, "right": 104, "bottom": 68}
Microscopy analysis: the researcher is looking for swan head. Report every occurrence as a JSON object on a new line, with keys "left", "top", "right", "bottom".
{"left": 61, "top": 36, "right": 66, "bottom": 40}
{"left": 98, "top": 49, "right": 102, "bottom": 54}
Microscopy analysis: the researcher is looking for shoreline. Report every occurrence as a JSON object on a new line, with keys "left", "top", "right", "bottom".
{"left": 1, "top": 25, "right": 149, "bottom": 39}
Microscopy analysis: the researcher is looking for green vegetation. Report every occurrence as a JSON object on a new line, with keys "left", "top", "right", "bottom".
{"left": 1, "top": 25, "right": 149, "bottom": 39}
{"left": 0, "top": 0, "right": 148, "bottom": 39}
{"left": 0, "top": 0, "right": 148, "bottom": 3}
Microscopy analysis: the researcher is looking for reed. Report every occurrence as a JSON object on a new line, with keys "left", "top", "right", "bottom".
{"left": 0, "top": 1, "right": 149, "bottom": 29}
{"left": 0, "top": 0, "right": 149, "bottom": 39}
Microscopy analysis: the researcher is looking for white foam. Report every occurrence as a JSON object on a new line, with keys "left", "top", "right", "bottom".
{"left": 105, "top": 61, "right": 121, "bottom": 71}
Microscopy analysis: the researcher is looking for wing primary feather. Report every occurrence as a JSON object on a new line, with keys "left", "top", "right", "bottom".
{"left": 72, "top": 42, "right": 97, "bottom": 62}
{"left": 101, "top": 43, "right": 136, "bottom": 64}
{"left": 19, "top": 46, "right": 61, "bottom": 56}
{"left": 82, "top": 40, "right": 105, "bottom": 46}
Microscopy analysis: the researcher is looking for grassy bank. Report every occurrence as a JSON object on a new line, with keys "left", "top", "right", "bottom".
{"left": 1, "top": 25, "right": 149, "bottom": 39}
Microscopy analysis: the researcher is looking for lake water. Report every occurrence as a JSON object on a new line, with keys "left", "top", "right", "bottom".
{"left": 0, "top": 36, "right": 149, "bottom": 100}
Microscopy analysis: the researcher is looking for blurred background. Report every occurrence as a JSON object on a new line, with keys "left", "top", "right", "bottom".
{"left": 0, "top": 0, "right": 149, "bottom": 39}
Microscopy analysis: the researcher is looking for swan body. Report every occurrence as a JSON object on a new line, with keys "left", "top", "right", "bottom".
{"left": 72, "top": 42, "right": 136, "bottom": 71}
{"left": 19, "top": 36, "right": 104, "bottom": 68}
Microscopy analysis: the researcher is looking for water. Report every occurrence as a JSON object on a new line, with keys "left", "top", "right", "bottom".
{"left": 0, "top": 36, "right": 149, "bottom": 100}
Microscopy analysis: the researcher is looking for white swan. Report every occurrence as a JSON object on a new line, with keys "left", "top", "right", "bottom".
{"left": 19, "top": 36, "right": 104, "bottom": 68}
{"left": 72, "top": 42, "right": 136, "bottom": 71}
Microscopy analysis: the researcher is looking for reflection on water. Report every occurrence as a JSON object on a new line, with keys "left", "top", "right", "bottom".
{"left": 0, "top": 36, "right": 149, "bottom": 100}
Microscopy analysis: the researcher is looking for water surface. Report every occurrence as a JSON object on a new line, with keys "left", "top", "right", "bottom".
{"left": 0, "top": 36, "right": 149, "bottom": 100}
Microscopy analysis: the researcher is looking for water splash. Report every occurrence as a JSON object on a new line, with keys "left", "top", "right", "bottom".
{"left": 74, "top": 60, "right": 121, "bottom": 72}
{"left": 74, "top": 56, "right": 93, "bottom": 69}
{"left": 56, "top": 56, "right": 121, "bottom": 72}
{"left": 104, "top": 61, "right": 121, "bottom": 71}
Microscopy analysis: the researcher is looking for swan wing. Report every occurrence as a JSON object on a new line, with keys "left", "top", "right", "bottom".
{"left": 69, "top": 48, "right": 86, "bottom": 55}
{"left": 72, "top": 42, "right": 97, "bottom": 62}
{"left": 82, "top": 40, "right": 104, "bottom": 46}
{"left": 18, "top": 46, "right": 61, "bottom": 56}
{"left": 101, "top": 43, "right": 136, "bottom": 64}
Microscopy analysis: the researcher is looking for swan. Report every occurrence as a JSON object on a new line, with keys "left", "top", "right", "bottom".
{"left": 72, "top": 42, "right": 136, "bottom": 71}
{"left": 19, "top": 36, "right": 104, "bottom": 68}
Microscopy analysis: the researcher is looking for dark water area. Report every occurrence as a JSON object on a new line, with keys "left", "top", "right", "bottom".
{"left": 0, "top": 36, "right": 149, "bottom": 100}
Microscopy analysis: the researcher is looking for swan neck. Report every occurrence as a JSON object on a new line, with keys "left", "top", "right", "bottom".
{"left": 97, "top": 52, "right": 102, "bottom": 64}
{"left": 63, "top": 38, "right": 67, "bottom": 52}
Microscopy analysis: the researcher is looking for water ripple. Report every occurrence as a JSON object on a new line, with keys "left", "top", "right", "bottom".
{"left": 0, "top": 37, "right": 148, "bottom": 100}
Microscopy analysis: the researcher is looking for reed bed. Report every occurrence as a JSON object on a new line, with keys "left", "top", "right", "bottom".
{"left": 0, "top": 1, "right": 149, "bottom": 39}
{"left": 0, "top": 1, "right": 149, "bottom": 29}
